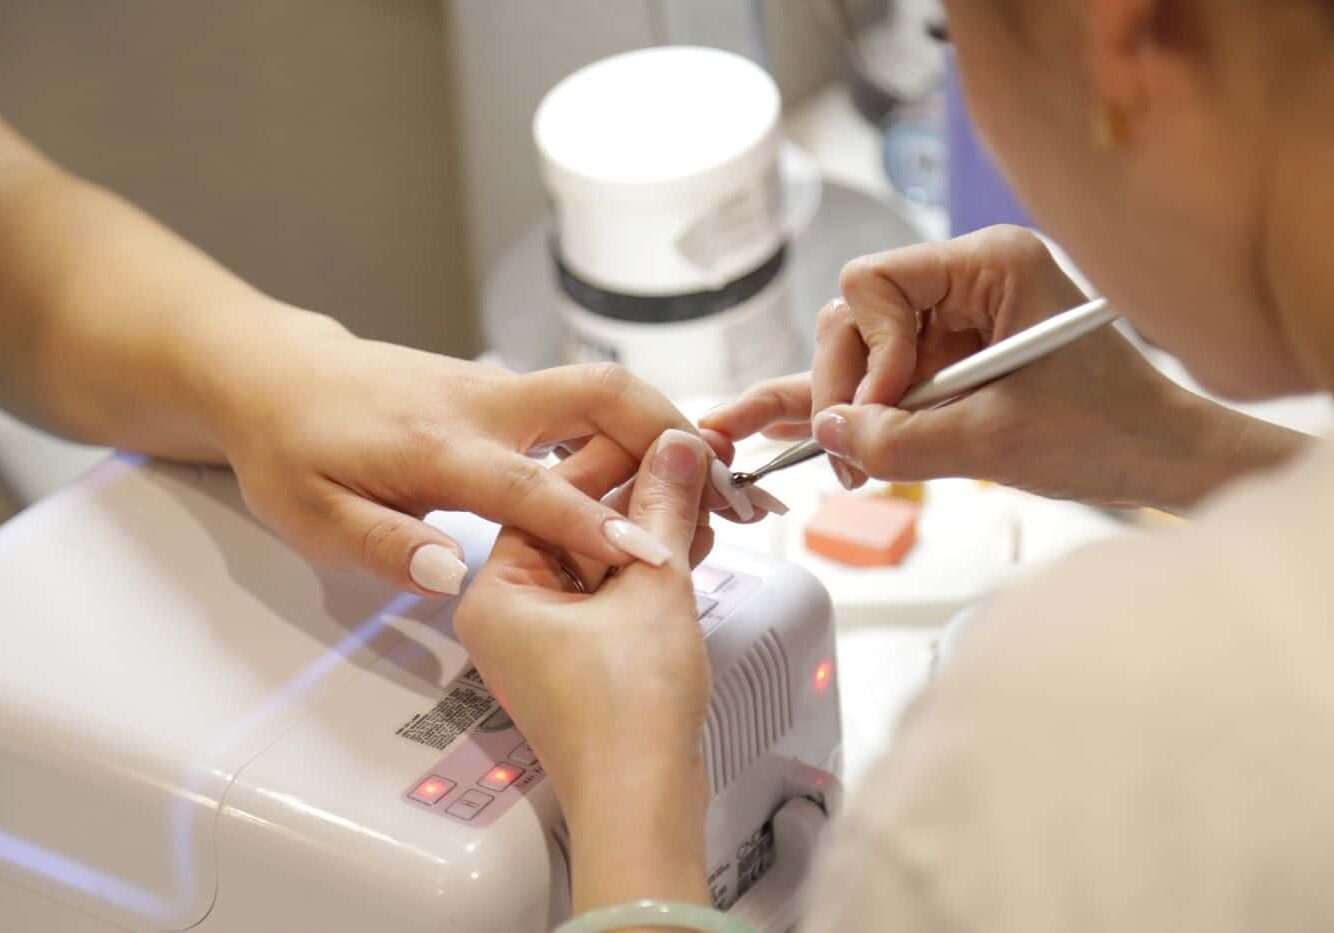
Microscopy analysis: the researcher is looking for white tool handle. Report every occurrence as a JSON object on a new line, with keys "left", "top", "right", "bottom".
{"left": 898, "top": 295, "right": 1115, "bottom": 409}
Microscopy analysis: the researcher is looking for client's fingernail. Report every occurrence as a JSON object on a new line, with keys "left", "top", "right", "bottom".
{"left": 409, "top": 544, "right": 467, "bottom": 595}
{"left": 650, "top": 429, "right": 704, "bottom": 484}
{"left": 813, "top": 411, "right": 851, "bottom": 458}
{"left": 745, "top": 484, "right": 790, "bottom": 516}
{"left": 831, "top": 458, "right": 855, "bottom": 491}
{"left": 603, "top": 519, "right": 671, "bottom": 566}
{"left": 709, "top": 459, "right": 755, "bottom": 521}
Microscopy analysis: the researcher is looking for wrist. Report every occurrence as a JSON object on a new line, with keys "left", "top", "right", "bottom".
{"left": 560, "top": 747, "right": 708, "bottom": 832}
{"left": 1144, "top": 390, "right": 1307, "bottom": 513}
{"left": 187, "top": 297, "right": 351, "bottom": 461}
{"left": 561, "top": 752, "right": 711, "bottom": 913}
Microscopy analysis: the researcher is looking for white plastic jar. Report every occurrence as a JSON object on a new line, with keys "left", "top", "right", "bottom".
{"left": 534, "top": 46, "right": 798, "bottom": 398}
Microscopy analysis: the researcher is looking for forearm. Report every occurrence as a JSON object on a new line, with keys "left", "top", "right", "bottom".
{"left": 561, "top": 755, "right": 711, "bottom": 931}
{"left": 0, "top": 120, "right": 344, "bottom": 461}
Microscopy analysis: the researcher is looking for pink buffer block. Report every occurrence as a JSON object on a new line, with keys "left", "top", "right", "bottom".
{"left": 804, "top": 494, "right": 920, "bottom": 567}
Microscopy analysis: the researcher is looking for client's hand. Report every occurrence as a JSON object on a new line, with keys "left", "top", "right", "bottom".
{"left": 704, "top": 226, "right": 1297, "bottom": 512}
{"left": 212, "top": 317, "right": 755, "bottom": 598}
{"left": 454, "top": 428, "right": 714, "bottom": 913}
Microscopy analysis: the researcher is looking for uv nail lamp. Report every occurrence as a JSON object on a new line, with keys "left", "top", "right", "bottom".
{"left": 0, "top": 457, "right": 841, "bottom": 932}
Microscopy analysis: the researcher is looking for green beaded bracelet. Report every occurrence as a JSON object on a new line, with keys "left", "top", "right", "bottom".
{"left": 553, "top": 899, "right": 757, "bottom": 933}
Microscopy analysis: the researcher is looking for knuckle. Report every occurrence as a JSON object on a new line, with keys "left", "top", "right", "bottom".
{"left": 497, "top": 457, "right": 547, "bottom": 508}
{"left": 238, "top": 477, "right": 338, "bottom": 564}
{"left": 583, "top": 361, "right": 635, "bottom": 398}
{"left": 986, "top": 224, "right": 1049, "bottom": 267}
{"left": 741, "top": 379, "right": 788, "bottom": 416}
{"left": 637, "top": 483, "right": 697, "bottom": 529}
{"left": 359, "top": 515, "right": 412, "bottom": 571}
{"left": 753, "top": 386, "right": 786, "bottom": 417}
{"left": 394, "top": 419, "right": 450, "bottom": 473}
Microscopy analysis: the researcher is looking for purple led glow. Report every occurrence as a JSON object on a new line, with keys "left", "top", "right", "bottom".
{"left": 2, "top": 590, "right": 426, "bottom": 925}
{"left": 0, "top": 829, "right": 167, "bottom": 917}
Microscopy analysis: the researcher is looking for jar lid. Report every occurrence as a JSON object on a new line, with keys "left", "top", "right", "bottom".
{"left": 534, "top": 46, "right": 781, "bottom": 201}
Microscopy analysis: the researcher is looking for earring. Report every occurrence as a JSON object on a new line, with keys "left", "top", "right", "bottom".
{"left": 1092, "top": 103, "right": 1130, "bottom": 148}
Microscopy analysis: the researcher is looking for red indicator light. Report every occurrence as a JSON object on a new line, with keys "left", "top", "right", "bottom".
{"left": 813, "top": 660, "right": 833, "bottom": 691}
{"left": 478, "top": 763, "right": 525, "bottom": 791}
{"left": 410, "top": 775, "right": 455, "bottom": 805}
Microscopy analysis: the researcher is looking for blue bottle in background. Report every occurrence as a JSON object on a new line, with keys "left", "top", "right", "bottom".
{"left": 946, "top": 56, "right": 1032, "bottom": 236}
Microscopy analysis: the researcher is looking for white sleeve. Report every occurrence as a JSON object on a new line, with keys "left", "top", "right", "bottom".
{"left": 800, "top": 477, "right": 1334, "bottom": 933}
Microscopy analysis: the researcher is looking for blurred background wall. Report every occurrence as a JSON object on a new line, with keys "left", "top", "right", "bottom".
{"left": 0, "top": 1, "right": 476, "bottom": 355}
{"left": 0, "top": 1, "right": 836, "bottom": 359}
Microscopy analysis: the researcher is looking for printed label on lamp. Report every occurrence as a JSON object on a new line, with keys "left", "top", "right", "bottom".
{"left": 397, "top": 566, "right": 760, "bottom": 826}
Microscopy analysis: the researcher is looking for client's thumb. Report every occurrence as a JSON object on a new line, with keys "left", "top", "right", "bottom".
{"left": 623, "top": 429, "right": 710, "bottom": 565}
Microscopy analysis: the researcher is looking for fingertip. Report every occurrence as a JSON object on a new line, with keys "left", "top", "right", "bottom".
{"left": 813, "top": 406, "right": 854, "bottom": 461}
{"left": 698, "top": 427, "right": 735, "bottom": 465}
{"left": 697, "top": 407, "right": 745, "bottom": 442}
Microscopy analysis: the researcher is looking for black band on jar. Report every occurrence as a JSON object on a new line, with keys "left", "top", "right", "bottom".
{"left": 554, "top": 243, "right": 787, "bottom": 325}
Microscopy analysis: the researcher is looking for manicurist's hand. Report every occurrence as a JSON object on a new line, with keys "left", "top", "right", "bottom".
{"left": 455, "top": 428, "right": 714, "bottom": 914}
{"left": 703, "top": 226, "right": 1306, "bottom": 512}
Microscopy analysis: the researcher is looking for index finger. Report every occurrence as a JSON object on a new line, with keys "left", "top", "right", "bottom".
{"left": 518, "top": 363, "right": 695, "bottom": 460}
{"left": 838, "top": 230, "right": 1056, "bottom": 404}
{"left": 838, "top": 247, "right": 941, "bottom": 405}
{"left": 698, "top": 372, "right": 813, "bottom": 441}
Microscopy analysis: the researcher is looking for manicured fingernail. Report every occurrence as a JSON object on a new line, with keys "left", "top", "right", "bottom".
{"left": 745, "top": 484, "right": 789, "bottom": 515}
{"left": 651, "top": 429, "right": 704, "bottom": 485}
{"left": 603, "top": 519, "right": 671, "bottom": 566}
{"left": 524, "top": 442, "right": 558, "bottom": 459}
{"left": 601, "top": 479, "right": 633, "bottom": 511}
{"left": 831, "top": 458, "right": 855, "bottom": 490}
{"left": 813, "top": 410, "right": 851, "bottom": 458}
{"left": 409, "top": 544, "right": 467, "bottom": 595}
{"left": 709, "top": 459, "right": 754, "bottom": 521}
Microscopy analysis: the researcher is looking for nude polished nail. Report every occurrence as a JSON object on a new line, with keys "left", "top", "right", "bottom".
{"left": 745, "top": 484, "right": 789, "bottom": 515}
{"left": 603, "top": 519, "right": 671, "bottom": 566}
{"left": 813, "top": 411, "right": 851, "bottom": 458}
{"left": 651, "top": 429, "right": 704, "bottom": 484}
{"left": 409, "top": 544, "right": 467, "bottom": 595}
{"left": 709, "top": 459, "right": 755, "bottom": 521}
